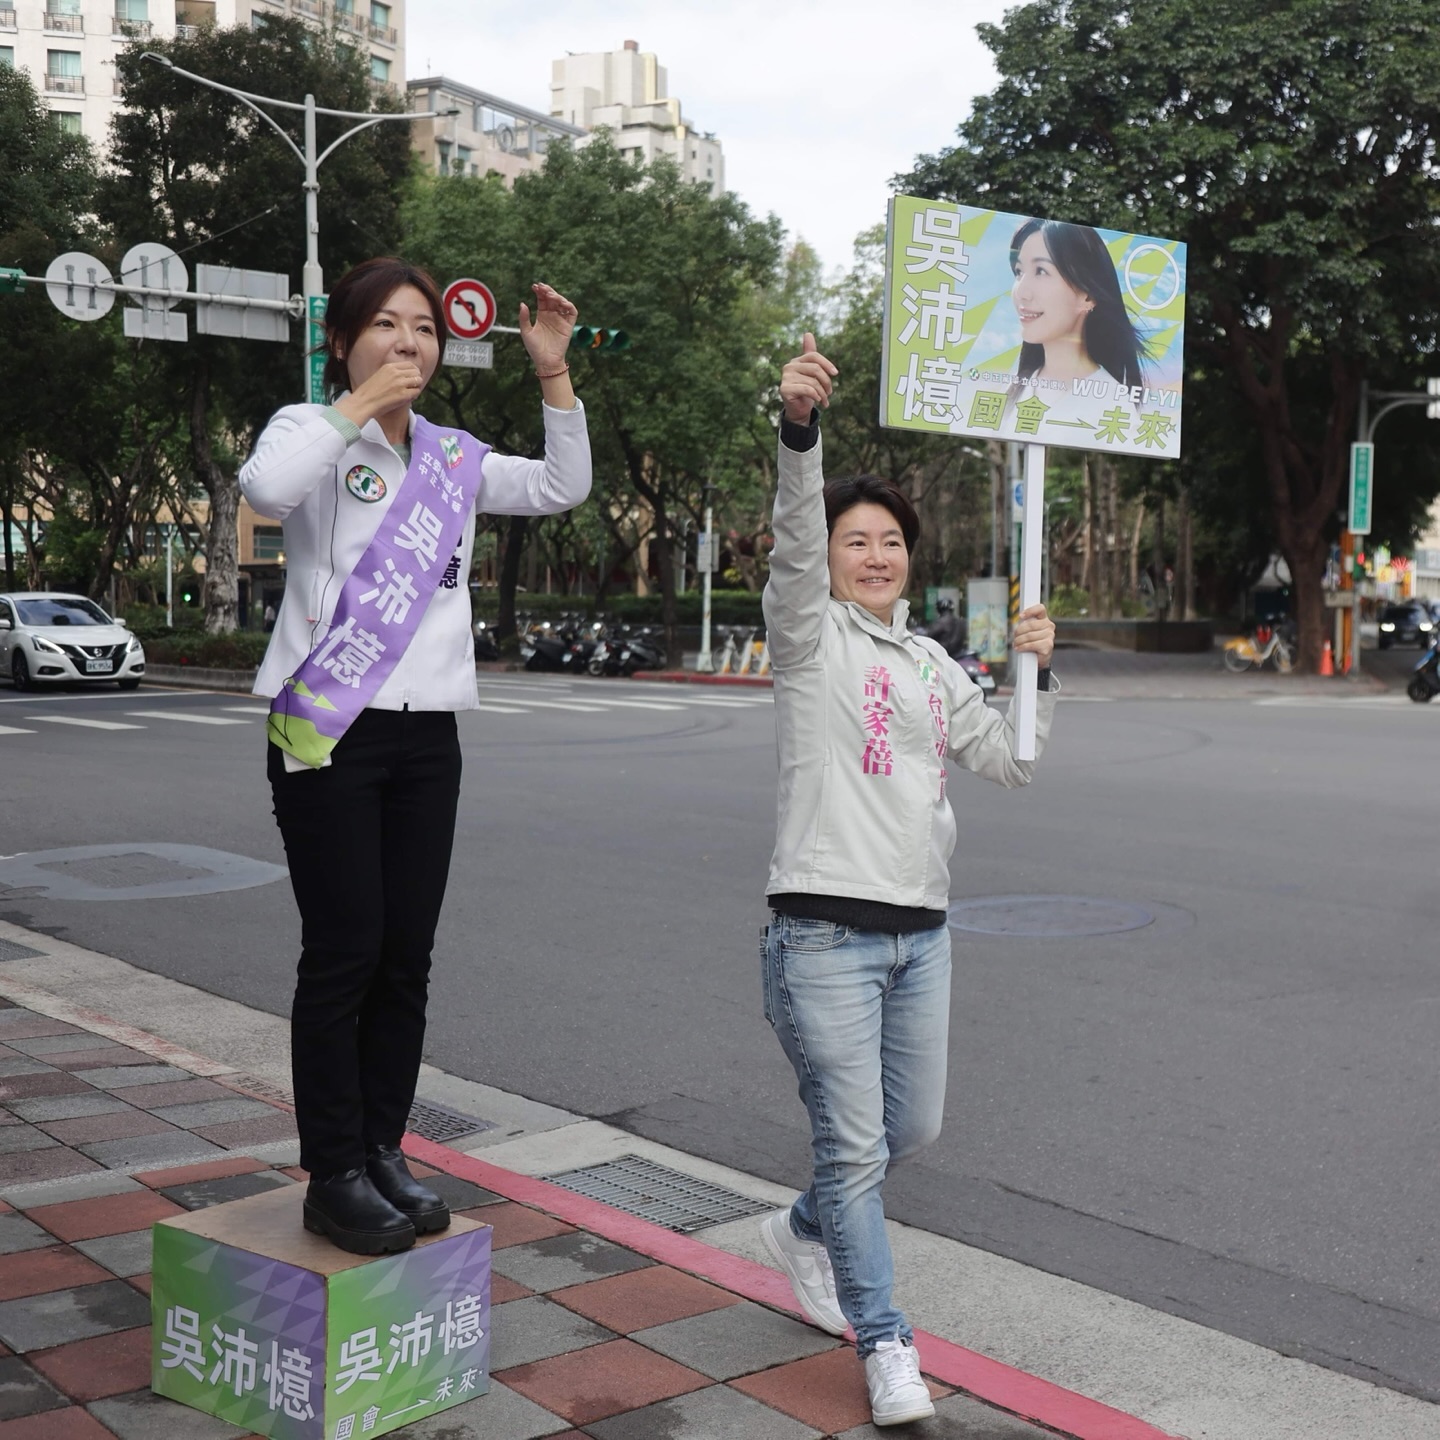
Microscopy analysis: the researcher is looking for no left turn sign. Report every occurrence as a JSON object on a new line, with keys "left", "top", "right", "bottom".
{"left": 442, "top": 278, "right": 496, "bottom": 340}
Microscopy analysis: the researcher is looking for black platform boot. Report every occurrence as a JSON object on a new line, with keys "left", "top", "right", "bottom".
{"left": 365, "top": 1144, "right": 451, "bottom": 1234}
{"left": 304, "top": 1167, "right": 416, "bottom": 1255}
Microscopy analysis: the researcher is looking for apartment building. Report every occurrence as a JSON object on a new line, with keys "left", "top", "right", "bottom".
{"left": 550, "top": 39, "right": 723, "bottom": 197}
{"left": 407, "top": 74, "right": 585, "bottom": 183}
{"left": 2, "top": 0, "right": 404, "bottom": 151}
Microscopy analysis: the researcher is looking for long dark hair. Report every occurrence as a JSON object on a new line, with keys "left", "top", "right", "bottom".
{"left": 321, "top": 257, "right": 446, "bottom": 396}
{"left": 823, "top": 476, "right": 920, "bottom": 554}
{"left": 1010, "top": 219, "right": 1147, "bottom": 390}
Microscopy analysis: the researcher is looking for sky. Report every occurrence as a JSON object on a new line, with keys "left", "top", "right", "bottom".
{"left": 406, "top": 1, "right": 1028, "bottom": 279}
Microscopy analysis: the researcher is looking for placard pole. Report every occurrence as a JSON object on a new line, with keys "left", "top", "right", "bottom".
{"left": 1015, "top": 442, "right": 1046, "bottom": 761}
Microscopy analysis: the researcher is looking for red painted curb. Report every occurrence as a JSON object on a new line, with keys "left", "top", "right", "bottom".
{"left": 630, "top": 670, "right": 773, "bottom": 687}
{"left": 404, "top": 1136, "right": 1185, "bottom": 1440}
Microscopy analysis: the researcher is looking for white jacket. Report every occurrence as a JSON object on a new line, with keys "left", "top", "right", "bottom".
{"left": 240, "top": 400, "right": 591, "bottom": 711}
{"left": 763, "top": 428, "right": 1056, "bottom": 911}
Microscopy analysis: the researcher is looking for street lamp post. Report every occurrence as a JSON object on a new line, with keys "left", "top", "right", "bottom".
{"left": 1346, "top": 379, "right": 1439, "bottom": 675}
{"left": 140, "top": 54, "right": 456, "bottom": 399}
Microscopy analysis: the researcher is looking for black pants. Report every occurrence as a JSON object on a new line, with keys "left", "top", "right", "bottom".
{"left": 268, "top": 708, "right": 462, "bottom": 1176}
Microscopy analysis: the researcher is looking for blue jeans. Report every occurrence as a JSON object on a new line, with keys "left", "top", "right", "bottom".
{"left": 761, "top": 914, "right": 951, "bottom": 1355}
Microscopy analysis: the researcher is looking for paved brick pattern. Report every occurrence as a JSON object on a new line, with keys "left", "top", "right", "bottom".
{"left": 0, "top": 1000, "right": 1061, "bottom": 1440}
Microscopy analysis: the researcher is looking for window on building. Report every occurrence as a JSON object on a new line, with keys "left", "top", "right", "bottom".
{"left": 115, "top": 0, "right": 148, "bottom": 19}
{"left": 333, "top": 0, "right": 352, "bottom": 11}
{"left": 53, "top": 110, "right": 82, "bottom": 134}
{"left": 436, "top": 138, "right": 450, "bottom": 173}
{"left": 49, "top": 0, "right": 81, "bottom": 13}
{"left": 456, "top": 145, "right": 471, "bottom": 174}
{"left": 250, "top": 10, "right": 271, "bottom": 28}
{"left": 371, "top": 1, "right": 390, "bottom": 26}
{"left": 0, "top": 49, "right": 12, "bottom": 68}
{"left": 252, "top": 526, "right": 284, "bottom": 561}
{"left": 370, "top": 55, "right": 389, "bottom": 82}
{"left": 46, "top": 48, "right": 80, "bottom": 75}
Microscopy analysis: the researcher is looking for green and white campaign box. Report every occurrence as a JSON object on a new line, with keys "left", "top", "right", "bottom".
{"left": 152, "top": 1183, "right": 491, "bottom": 1440}
{"left": 881, "top": 195, "right": 1186, "bottom": 459}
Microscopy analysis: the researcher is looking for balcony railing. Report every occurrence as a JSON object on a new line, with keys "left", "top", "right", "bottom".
{"left": 44, "top": 11, "right": 84, "bottom": 32}
{"left": 113, "top": 16, "right": 153, "bottom": 37}
{"left": 368, "top": 20, "right": 396, "bottom": 45}
{"left": 45, "top": 73, "right": 85, "bottom": 93}
{"left": 0, "top": 9, "right": 16, "bottom": 31}
{"left": 291, "top": 0, "right": 323, "bottom": 15}
{"left": 335, "top": 10, "right": 366, "bottom": 35}
{"left": 175, "top": 22, "right": 200, "bottom": 38}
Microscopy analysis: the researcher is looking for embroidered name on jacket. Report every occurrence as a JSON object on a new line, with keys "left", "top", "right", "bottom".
{"left": 862, "top": 665, "right": 895, "bottom": 776}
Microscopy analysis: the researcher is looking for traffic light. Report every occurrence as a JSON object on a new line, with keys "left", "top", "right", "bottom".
{"left": 571, "top": 325, "right": 630, "bottom": 352}
{"left": 179, "top": 578, "right": 199, "bottom": 606}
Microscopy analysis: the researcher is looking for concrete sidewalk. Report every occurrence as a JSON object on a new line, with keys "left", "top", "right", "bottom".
{"left": 0, "top": 990, "right": 1172, "bottom": 1439}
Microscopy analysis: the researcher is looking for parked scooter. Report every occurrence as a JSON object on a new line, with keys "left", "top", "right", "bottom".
{"left": 914, "top": 604, "right": 997, "bottom": 696}
{"left": 473, "top": 619, "right": 500, "bottom": 662}
{"left": 1407, "top": 637, "right": 1440, "bottom": 702}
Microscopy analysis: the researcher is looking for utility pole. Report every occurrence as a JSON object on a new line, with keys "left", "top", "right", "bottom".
{"left": 141, "top": 54, "right": 456, "bottom": 400}
{"left": 696, "top": 482, "right": 716, "bottom": 673}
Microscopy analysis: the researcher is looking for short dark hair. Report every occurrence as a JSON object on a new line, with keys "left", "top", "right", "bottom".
{"left": 822, "top": 476, "right": 920, "bottom": 554}
{"left": 320, "top": 257, "right": 446, "bottom": 396}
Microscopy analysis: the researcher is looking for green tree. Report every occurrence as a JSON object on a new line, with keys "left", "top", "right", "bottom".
{"left": 100, "top": 20, "right": 413, "bottom": 630}
{"left": 403, "top": 136, "right": 784, "bottom": 659}
{"left": 0, "top": 65, "right": 100, "bottom": 591}
{"left": 899, "top": 0, "right": 1440, "bottom": 670}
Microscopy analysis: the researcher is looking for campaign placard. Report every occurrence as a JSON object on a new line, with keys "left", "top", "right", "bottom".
{"left": 881, "top": 196, "right": 1186, "bottom": 458}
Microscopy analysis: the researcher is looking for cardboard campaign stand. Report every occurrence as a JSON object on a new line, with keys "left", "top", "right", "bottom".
{"left": 152, "top": 1183, "right": 491, "bottom": 1440}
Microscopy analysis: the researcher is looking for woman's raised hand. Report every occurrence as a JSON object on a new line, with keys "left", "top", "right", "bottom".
{"left": 518, "top": 282, "right": 579, "bottom": 372}
{"left": 1013, "top": 604, "right": 1057, "bottom": 667}
{"left": 780, "top": 333, "right": 838, "bottom": 424}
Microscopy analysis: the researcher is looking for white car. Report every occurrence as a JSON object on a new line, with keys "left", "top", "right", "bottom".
{"left": 0, "top": 592, "right": 146, "bottom": 691}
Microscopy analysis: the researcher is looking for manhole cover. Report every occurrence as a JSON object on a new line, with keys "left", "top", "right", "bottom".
{"left": 544, "top": 1155, "right": 771, "bottom": 1233}
{"left": 948, "top": 895, "right": 1155, "bottom": 937}
{"left": 0, "top": 844, "right": 288, "bottom": 902}
{"left": 38, "top": 853, "right": 208, "bottom": 889}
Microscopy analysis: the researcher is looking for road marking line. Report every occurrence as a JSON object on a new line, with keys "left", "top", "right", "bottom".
{"left": 0, "top": 725, "right": 36, "bottom": 735}
{"left": 572, "top": 698, "right": 687, "bottom": 711}
{"left": 500, "top": 698, "right": 611, "bottom": 713}
{"left": 27, "top": 716, "right": 143, "bottom": 730}
{"left": 472, "top": 704, "right": 532, "bottom": 714}
{"left": 221, "top": 706, "right": 271, "bottom": 716}
{"left": 125, "top": 711, "right": 249, "bottom": 726}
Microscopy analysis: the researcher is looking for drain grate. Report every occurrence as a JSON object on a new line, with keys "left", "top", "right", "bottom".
{"left": 0, "top": 939, "right": 44, "bottom": 963}
{"left": 948, "top": 894, "right": 1155, "bottom": 938}
{"left": 406, "top": 1099, "right": 495, "bottom": 1145}
{"left": 543, "top": 1155, "right": 771, "bottom": 1233}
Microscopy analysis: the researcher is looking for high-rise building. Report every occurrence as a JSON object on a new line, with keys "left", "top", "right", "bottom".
{"left": 1, "top": 0, "right": 405, "bottom": 153}
{"left": 550, "top": 39, "right": 723, "bottom": 197}
{"left": 407, "top": 75, "right": 584, "bottom": 183}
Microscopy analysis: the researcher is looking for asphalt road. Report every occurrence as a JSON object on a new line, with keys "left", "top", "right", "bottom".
{"left": 2, "top": 673, "right": 1438, "bottom": 1400}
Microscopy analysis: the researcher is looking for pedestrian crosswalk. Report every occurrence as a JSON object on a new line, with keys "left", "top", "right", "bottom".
{"left": 0, "top": 686, "right": 774, "bottom": 739}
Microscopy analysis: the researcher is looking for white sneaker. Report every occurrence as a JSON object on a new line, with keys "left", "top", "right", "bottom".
{"left": 759, "top": 1208, "right": 847, "bottom": 1335}
{"left": 865, "top": 1336, "right": 935, "bottom": 1426}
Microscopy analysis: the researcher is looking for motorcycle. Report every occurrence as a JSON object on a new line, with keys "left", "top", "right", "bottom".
{"left": 1407, "top": 637, "right": 1440, "bottom": 702}
{"left": 473, "top": 619, "right": 500, "bottom": 662}
{"left": 914, "top": 616, "right": 997, "bottom": 696}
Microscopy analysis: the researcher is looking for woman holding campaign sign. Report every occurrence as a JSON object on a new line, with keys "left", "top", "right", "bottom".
{"left": 241, "top": 257, "right": 591, "bottom": 1255}
{"left": 758, "top": 334, "right": 1057, "bottom": 1426}
{"left": 1007, "top": 216, "right": 1150, "bottom": 424}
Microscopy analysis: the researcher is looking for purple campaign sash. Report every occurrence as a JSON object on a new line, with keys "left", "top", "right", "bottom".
{"left": 267, "top": 416, "right": 490, "bottom": 769}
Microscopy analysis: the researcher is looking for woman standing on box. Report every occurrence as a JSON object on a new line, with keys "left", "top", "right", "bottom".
{"left": 240, "top": 257, "right": 591, "bottom": 1254}
{"left": 758, "top": 335, "right": 1057, "bottom": 1426}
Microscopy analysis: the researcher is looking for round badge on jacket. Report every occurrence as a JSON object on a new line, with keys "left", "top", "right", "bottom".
{"left": 345, "top": 464, "right": 386, "bottom": 503}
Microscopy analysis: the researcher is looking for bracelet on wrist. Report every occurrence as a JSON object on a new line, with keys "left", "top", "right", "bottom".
{"left": 535, "top": 362, "right": 569, "bottom": 381}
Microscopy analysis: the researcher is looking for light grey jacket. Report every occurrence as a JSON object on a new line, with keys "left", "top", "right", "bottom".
{"left": 762, "top": 429, "right": 1057, "bottom": 911}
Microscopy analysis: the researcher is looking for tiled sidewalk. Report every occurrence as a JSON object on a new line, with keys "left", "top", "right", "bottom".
{"left": 0, "top": 996, "right": 1079, "bottom": 1439}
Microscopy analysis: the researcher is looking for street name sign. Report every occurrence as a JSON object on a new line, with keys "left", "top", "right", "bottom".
{"left": 1349, "top": 442, "right": 1374, "bottom": 535}
{"left": 308, "top": 295, "right": 329, "bottom": 404}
